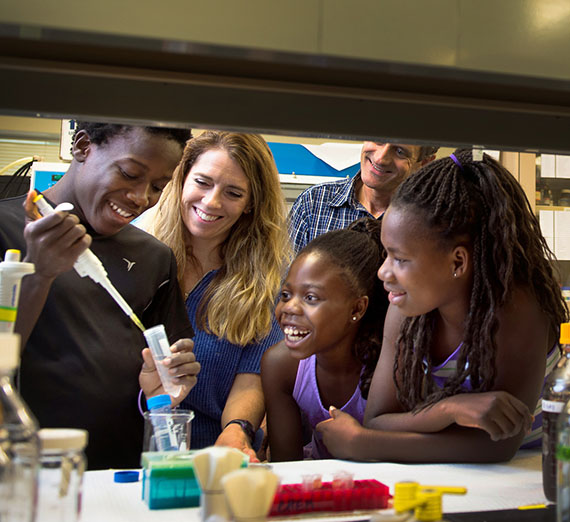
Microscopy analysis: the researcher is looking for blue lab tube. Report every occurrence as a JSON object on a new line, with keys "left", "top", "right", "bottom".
{"left": 147, "top": 394, "right": 177, "bottom": 451}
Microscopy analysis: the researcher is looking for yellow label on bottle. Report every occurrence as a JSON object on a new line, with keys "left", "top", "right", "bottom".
{"left": 0, "top": 307, "right": 17, "bottom": 322}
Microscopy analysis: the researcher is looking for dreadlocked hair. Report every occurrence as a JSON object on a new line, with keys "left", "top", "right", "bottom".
{"left": 74, "top": 121, "right": 191, "bottom": 149}
{"left": 391, "top": 148, "right": 568, "bottom": 411}
{"left": 298, "top": 217, "right": 387, "bottom": 398}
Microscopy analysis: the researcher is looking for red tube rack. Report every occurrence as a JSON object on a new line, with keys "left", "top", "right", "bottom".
{"left": 268, "top": 479, "right": 390, "bottom": 516}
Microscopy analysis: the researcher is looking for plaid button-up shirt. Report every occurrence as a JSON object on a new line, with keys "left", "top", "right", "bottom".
{"left": 288, "top": 173, "right": 381, "bottom": 254}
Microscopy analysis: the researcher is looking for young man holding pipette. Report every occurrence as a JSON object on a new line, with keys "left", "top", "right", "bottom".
{"left": 0, "top": 122, "right": 201, "bottom": 470}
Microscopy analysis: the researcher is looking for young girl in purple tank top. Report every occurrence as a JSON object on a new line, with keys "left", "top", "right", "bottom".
{"left": 261, "top": 217, "right": 386, "bottom": 461}
{"left": 317, "top": 149, "right": 569, "bottom": 463}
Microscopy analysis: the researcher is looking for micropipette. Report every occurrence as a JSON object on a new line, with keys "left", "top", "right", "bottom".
{"left": 32, "top": 191, "right": 145, "bottom": 332}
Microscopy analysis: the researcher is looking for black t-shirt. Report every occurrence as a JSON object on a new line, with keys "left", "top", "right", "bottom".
{"left": 0, "top": 196, "right": 193, "bottom": 469}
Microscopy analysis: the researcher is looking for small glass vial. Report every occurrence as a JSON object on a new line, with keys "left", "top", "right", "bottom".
{"left": 36, "top": 428, "right": 88, "bottom": 522}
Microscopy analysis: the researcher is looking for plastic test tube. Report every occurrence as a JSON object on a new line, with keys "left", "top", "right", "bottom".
{"left": 144, "top": 324, "right": 183, "bottom": 398}
{"left": 146, "top": 394, "right": 178, "bottom": 451}
{"left": 0, "top": 250, "right": 35, "bottom": 333}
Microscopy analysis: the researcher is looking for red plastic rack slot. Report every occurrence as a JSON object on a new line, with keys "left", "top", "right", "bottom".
{"left": 269, "top": 479, "right": 390, "bottom": 516}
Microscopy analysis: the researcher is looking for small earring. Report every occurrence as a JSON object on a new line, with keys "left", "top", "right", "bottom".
{"left": 453, "top": 272, "right": 458, "bottom": 278}
{"left": 352, "top": 316, "right": 357, "bottom": 321}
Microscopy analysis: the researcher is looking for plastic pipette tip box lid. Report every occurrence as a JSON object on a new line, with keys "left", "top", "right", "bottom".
{"left": 268, "top": 478, "right": 390, "bottom": 516}
{"left": 141, "top": 451, "right": 200, "bottom": 509}
{"left": 141, "top": 450, "right": 248, "bottom": 510}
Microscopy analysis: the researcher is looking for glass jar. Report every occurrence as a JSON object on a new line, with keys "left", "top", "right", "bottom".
{"left": 0, "top": 333, "right": 40, "bottom": 522}
{"left": 36, "top": 428, "right": 88, "bottom": 522}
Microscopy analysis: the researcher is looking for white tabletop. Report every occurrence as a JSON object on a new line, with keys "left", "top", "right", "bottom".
{"left": 79, "top": 449, "right": 546, "bottom": 522}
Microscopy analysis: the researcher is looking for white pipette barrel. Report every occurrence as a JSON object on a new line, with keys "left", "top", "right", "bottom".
{"left": 0, "top": 250, "right": 35, "bottom": 333}
{"left": 98, "top": 278, "right": 137, "bottom": 324}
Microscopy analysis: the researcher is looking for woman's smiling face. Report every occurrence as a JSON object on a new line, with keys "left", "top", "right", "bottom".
{"left": 181, "top": 148, "right": 251, "bottom": 244}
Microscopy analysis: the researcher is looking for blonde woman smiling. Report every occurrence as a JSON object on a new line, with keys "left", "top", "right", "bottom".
{"left": 147, "top": 131, "right": 290, "bottom": 460}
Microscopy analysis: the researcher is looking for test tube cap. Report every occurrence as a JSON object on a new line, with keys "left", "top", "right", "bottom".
{"left": 147, "top": 394, "right": 172, "bottom": 410}
{"left": 4, "top": 249, "right": 21, "bottom": 262}
{"left": 38, "top": 428, "right": 88, "bottom": 451}
{"left": 114, "top": 470, "right": 140, "bottom": 483}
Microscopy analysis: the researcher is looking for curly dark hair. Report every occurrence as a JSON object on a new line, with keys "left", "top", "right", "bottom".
{"left": 74, "top": 121, "right": 191, "bottom": 149}
{"left": 390, "top": 148, "right": 569, "bottom": 411}
{"left": 298, "top": 217, "right": 387, "bottom": 399}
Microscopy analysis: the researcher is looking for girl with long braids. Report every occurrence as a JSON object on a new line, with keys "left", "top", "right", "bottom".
{"left": 262, "top": 217, "right": 386, "bottom": 460}
{"left": 317, "top": 149, "right": 568, "bottom": 462}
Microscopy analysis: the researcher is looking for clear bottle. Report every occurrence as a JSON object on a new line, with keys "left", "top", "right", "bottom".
{"left": 544, "top": 323, "right": 570, "bottom": 502}
{"left": 0, "top": 250, "right": 35, "bottom": 334}
{"left": 0, "top": 333, "right": 40, "bottom": 522}
{"left": 556, "top": 323, "right": 570, "bottom": 521}
{"left": 36, "top": 428, "right": 88, "bottom": 522}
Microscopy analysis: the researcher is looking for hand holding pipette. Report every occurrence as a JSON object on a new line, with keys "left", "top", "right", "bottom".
{"left": 29, "top": 190, "right": 145, "bottom": 332}
{"left": 7, "top": 190, "right": 97, "bottom": 345}
{"left": 23, "top": 189, "right": 93, "bottom": 280}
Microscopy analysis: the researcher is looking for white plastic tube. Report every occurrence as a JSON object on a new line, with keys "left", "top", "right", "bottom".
{"left": 0, "top": 250, "right": 35, "bottom": 333}
{"left": 143, "top": 324, "right": 183, "bottom": 398}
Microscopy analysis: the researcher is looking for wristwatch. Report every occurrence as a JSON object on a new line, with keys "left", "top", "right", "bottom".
{"left": 224, "top": 419, "right": 255, "bottom": 444}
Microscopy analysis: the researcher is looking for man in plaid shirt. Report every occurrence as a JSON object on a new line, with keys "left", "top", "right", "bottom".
{"left": 288, "top": 142, "right": 439, "bottom": 253}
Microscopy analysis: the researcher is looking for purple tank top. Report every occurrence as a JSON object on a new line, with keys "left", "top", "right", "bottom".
{"left": 292, "top": 354, "right": 367, "bottom": 459}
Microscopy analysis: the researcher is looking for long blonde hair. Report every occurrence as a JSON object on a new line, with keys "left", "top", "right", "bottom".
{"left": 150, "top": 131, "right": 291, "bottom": 345}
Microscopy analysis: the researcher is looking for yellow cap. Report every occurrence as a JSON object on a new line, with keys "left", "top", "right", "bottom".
{"left": 393, "top": 481, "right": 419, "bottom": 513}
{"left": 415, "top": 488, "right": 443, "bottom": 522}
{"left": 561, "top": 323, "right": 570, "bottom": 345}
{"left": 4, "top": 249, "right": 21, "bottom": 262}
{"left": 393, "top": 481, "right": 467, "bottom": 520}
